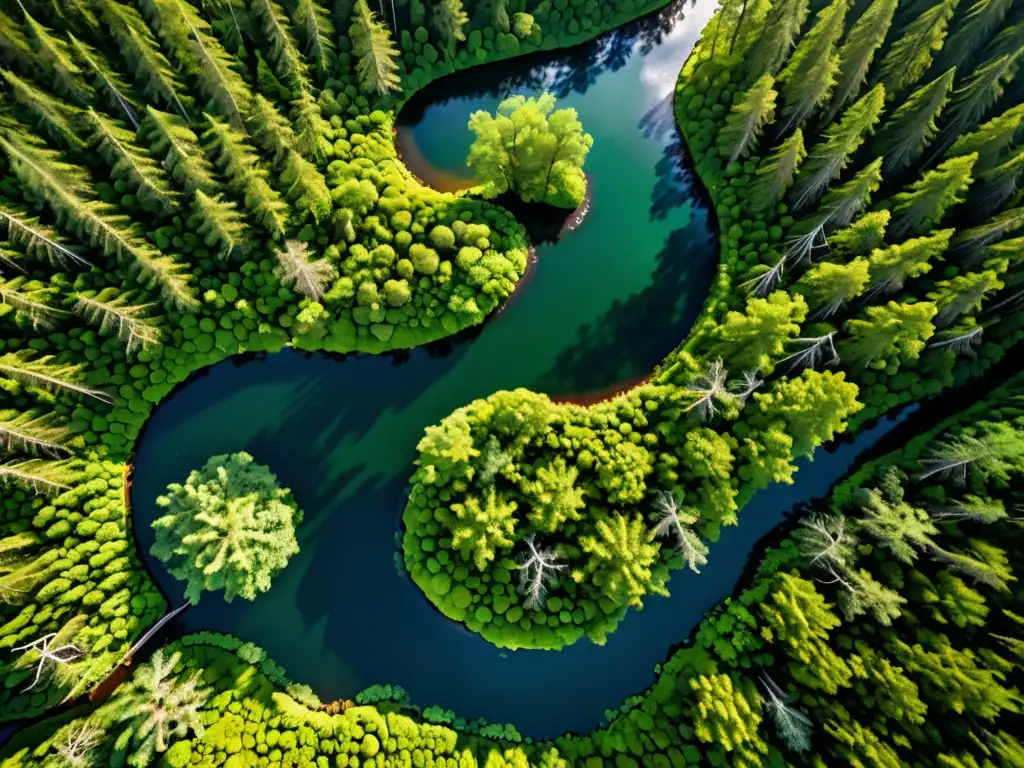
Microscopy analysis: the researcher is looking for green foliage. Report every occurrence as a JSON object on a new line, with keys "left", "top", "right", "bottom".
{"left": 468, "top": 93, "right": 593, "bottom": 208}
{"left": 151, "top": 452, "right": 302, "bottom": 603}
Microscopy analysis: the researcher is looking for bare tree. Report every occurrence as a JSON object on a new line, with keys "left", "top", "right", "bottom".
{"left": 778, "top": 332, "right": 839, "bottom": 371}
{"left": 796, "top": 513, "right": 854, "bottom": 568}
{"left": 759, "top": 673, "right": 812, "bottom": 752}
{"left": 49, "top": 720, "right": 101, "bottom": 768}
{"left": 728, "top": 370, "right": 764, "bottom": 406}
{"left": 516, "top": 535, "right": 566, "bottom": 610}
{"left": 651, "top": 490, "right": 709, "bottom": 573}
{"left": 684, "top": 359, "right": 731, "bottom": 421}
{"left": 740, "top": 255, "right": 787, "bottom": 296}
{"left": 12, "top": 633, "right": 83, "bottom": 692}
{"left": 918, "top": 434, "right": 994, "bottom": 484}
{"left": 783, "top": 222, "right": 829, "bottom": 265}
{"left": 929, "top": 496, "right": 1010, "bottom": 523}
{"left": 273, "top": 240, "right": 337, "bottom": 300}
{"left": 927, "top": 326, "right": 983, "bottom": 357}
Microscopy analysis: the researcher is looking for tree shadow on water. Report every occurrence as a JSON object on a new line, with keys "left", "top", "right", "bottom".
{"left": 532, "top": 224, "right": 717, "bottom": 395}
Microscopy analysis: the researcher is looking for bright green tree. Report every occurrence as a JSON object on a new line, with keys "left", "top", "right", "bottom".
{"left": 746, "top": 0, "right": 809, "bottom": 76}
{"left": 875, "top": 68, "right": 956, "bottom": 171}
{"left": 753, "top": 370, "right": 862, "bottom": 455}
{"left": 520, "top": 456, "right": 586, "bottom": 533}
{"left": 777, "top": 0, "right": 849, "bottom": 128}
{"left": 889, "top": 155, "right": 976, "bottom": 238}
{"left": 151, "top": 452, "right": 303, "bottom": 604}
{"left": 867, "top": 230, "right": 953, "bottom": 295}
{"left": 716, "top": 73, "right": 777, "bottom": 164}
{"left": 467, "top": 93, "right": 593, "bottom": 208}
{"left": 688, "top": 674, "right": 768, "bottom": 763}
{"left": 829, "top": 211, "right": 890, "bottom": 257}
{"left": 825, "top": 0, "right": 898, "bottom": 121}
{"left": 579, "top": 514, "right": 666, "bottom": 609}
{"left": 710, "top": 291, "right": 808, "bottom": 373}
{"left": 931, "top": 269, "right": 1004, "bottom": 324}
{"left": 937, "top": 52, "right": 1023, "bottom": 153}
{"left": 349, "top": 0, "right": 401, "bottom": 95}
{"left": 447, "top": 487, "right": 517, "bottom": 570}
{"left": 933, "top": 0, "right": 1014, "bottom": 73}
{"left": 432, "top": 0, "right": 469, "bottom": 54}
{"left": 750, "top": 128, "right": 806, "bottom": 218}
{"left": 796, "top": 258, "right": 870, "bottom": 316}
{"left": 877, "top": 0, "right": 959, "bottom": 96}
{"left": 840, "top": 301, "right": 937, "bottom": 370}
{"left": 946, "top": 102, "right": 1024, "bottom": 170}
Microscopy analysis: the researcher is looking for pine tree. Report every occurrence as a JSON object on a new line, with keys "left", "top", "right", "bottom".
{"left": 248, "top": 0, "right": 309, "bottom": 93}
{"left": 66, "top": 34, "right": 138, "bottom": 128}
{"left": 85, "top": 109, "right": 178, "bottom": 216}
{"left": 930, "top": 269, "right": 1004, "bottom": 324}
{"left": 73, "top": 290, "right": 163, "bottom": 354}
{"left": 746, "top": 0, "right": 809, "bottom": 77}
{"left": 579, "top": 513, "right": 667, "bottom": 608}
{"left": 814, "top": 157, "right": 884, "bottom": 231}
{"left": 968, "top": 148, "right": 1024, "bottom": 215}
{"left": 289, "top": 90, "right": 328, "bottom": 162}
{"left": 934, "top": 52, "right": 1023, "bottom": 157}
{"left": 945, "top": 103, "right": 1024, "bottom": 171}
{"left": 291, "top": 0, "right": 335, "bottom": 78}
{"left": 0, "top": 350, "right": 112, "bottom": 404}
{"left": 140, "top": 107, "right": 218, "bottom": 196}
{"left": 246, "top": 93, "right": 296, "bottom": 164}
{"left": 877, "top": 0, "right": 959, "bottom": 97}
{"left": 750, "top": 128, "right": 806, "bottom": 218}
{"left": 796, "top": 258, "right": 870, "bottom": 316}
{"left": 777, "top": 0, "right": 849, "bottom": 129}
{"left": 0, "top": 458, "right": 73, "bottom": 496}
{"left": 830, "top": 210, "right": 890, "bottom": 257}
{"left": 93, "top": 0, "right": 191, "bottom": 119}
{"left": 982, "top": 18, "right": 1024, "bottom": 60}
{"left": 867, "top": 229, "right": 954, "bottom": 294}
{"left": 950, "top": 206, "right": 1024, "bottom": 262}
{"left": 790, "top": 84, "right": 885, "bottom": 210}
{"left": 933, "top": 0, "right": 1014, "bottom": 74}
{"left": 0, "top": 277, "right": 65, "bottom": 332}
{"left": 875, "top": 68, "right": 956, "bottom": 172}
{"left": 19, "top": 4, "right": 91, "bottom": 104}
{"left": 825, "top": 0, "right": 898, "bottom": 122}
{"left": 190, "top": 190, "right": 248, "bottom": 260}
{"left": 203, "top": 114, "right": 290, "bottom": 238}
{"left": 432, "top": 0, "right": 469, "bottom": 54}
{"left": 716, "top": 73, "right": 777, "bottom": 165}
{"left": 888, "top": 155, "right": 976, "bottom": 239}
{"left": 349, "top": 0, "right": 401, "bottom": 95}
{"left": 0, "top": 209, "right": 90, "bottom": 269}
{"left": 0, "top": 70, "right": 85, "bottom": 153}
{"left": 840, "top": 300, "right": 937, "bottom": 369}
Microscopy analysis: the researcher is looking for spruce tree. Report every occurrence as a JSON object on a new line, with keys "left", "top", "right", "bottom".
{"left": 930, "top": 269, "right": 1004, "bottom": 324}
{"left": 796, "top": 258, "right": 870, "bottom": 317}
{"left": 830, "top": 210, "right": 890, "bottom": 257}
{"left": 970, "top": 149, "right": 1024, "bottom": 215}
{"left": 746, "top": 0, "right": 809, "bottom": 77}
{"left": 816, "top": 157, "right": 884, "bottom": 229}
{"left": 982, "top": 18, "right": 1024, "bottom": 60}
{"left": 291, "top": 0, "right": 336, "bottom": 79}
{"left": 717, "top": 73, "right": 777, "bottom": 164}
{"left": 876, "top": 0, "right": 959, "bottom": 97}
{"left": 432, "top": 0, "right": 469, "bottom": 55}
{"left": 934, "top": 52, "right": 1023, "bottom": 157}
{"left": 248, "top": 0, "right": 309, "bottom": 93}
{"left": 946, "top": 103, "right": 1024, "bottom": 171}
{"left": 350, "top": 0, "right": 401, "bottom": 95}
{"left": 933, "top": 0, "right": 1013, "bottom": 74}
{"left": 19, "top": 4, "right": 91, "bottom": 105}
{"left": 825, "top": 0, "right": 898, "bottom": 121}
{"left": 875, "top": 68, "right": 955, "bottom": 172}
{"left": 777, "top": 0, "right": 849, "bottom": 129}
{"left": 867, "top": 229, "right": 954, "bottom": 294}
{"left": 840, "top": 301, "right": 937, "bottom": 369}
{"left": 951, "top": 206, "right": 1024, "bottom": 261}
{"left": 790, "top": 84, "right": 885, "bottom": 211}
{"left": 67, "top": 34, "right": 138, "bottom": 128}
{"left": 889, "top": 154, "right": 976, "bottom": 239}
{"left": 750, "top": 129, "right": 806, "bottom": 218}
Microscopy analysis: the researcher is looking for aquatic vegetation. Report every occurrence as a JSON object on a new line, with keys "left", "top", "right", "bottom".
{"left": 151, "top": 452, "right": 302, "bottom": 604}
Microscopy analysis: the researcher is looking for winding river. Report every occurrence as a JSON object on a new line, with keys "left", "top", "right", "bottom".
{"left": 125, "top": 0, "right": 896, "bottom": 740}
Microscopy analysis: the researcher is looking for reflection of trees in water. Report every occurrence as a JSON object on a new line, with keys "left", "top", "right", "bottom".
{"left": 398, "top": 0, "right": 700, "bottom": 123}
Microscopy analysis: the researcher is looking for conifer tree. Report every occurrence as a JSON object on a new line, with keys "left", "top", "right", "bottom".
{"left": 710, "top": 291, "right": 808, "bottom": 373}
{"left": 291, "top": 0, "right": 335, "bottom": 78}
{"left": 716, "top": 74, "right": 777, "bottom": 164}
{"left": 930, "top": 269, "right": 1004, "bottom": 324}
{"left": 945, "top": 103, "right": 1024, "bottom": 171}
{"left": 139, "top": 107, "right": 217, "bottom": 196}
{"left": 790, "top": 85, "right": 885, "bottom": 210}
{"left": 0, "top": 278, "right": 65, "bottom": 332}
{"left": 85, "top": 109, "right": 178, "bottom": 216}
{"left": 18, "top": 4, "right": 91, "bottom": 104}
{"left": 814, "top": 157, "right": 884, "bottom": 230}
{"left": 0, "top": 70, "right": 85, "bottom": 153}
{"left": 935, "top": 52, "right": 1023, "bottom": 156}
{"left": 875, "top": 68, "right": 956, "bottom": 172}
{"left": 777, "top": 0, "right": 849, "bottom": 129}
{"left": 0, "top": 458, "right": 74, "bottom": 496}
{"left": 349, "top": 0, "right": 401, "bottom": 95}
{"left": 93, "top": 0, "right": 191, "bottom": 119}
{"left": 746, "top": 0, "right": 809, "bottom": 77}
{"left": 289, "top": 90, "right": 328, "bottom": 162}
{"left": 982, "top": 18, "right": 1024, "bottom": 60}
{"left": 248, "top": 0, "right": 309, "bottom": 93}
{"left": 246, "top": 93, "right": 296, "bottom": 164}
{"left": 0, "top": 209, "right": 89, "bottom": 269}
{"left": 825, "top": 0, "right": 898, "bottom": 122}
{"left": 970, "top": 149, "right": 1024, "bottom": 215}
{"left": 0, "top": 350, "right": 112, "bottom": 404}
{"left": 796, "top": 258, "right": 870, "bottom": 317}
{"left": 840, "top": 300, "right": 937, "bottom": 369}
{"left": 477, "top": 0, "right": 509, "bottom": 34}
{"left": 867, "top": 229, "right": 954, "bottom": 294}
{"left": 73, "top": 290, "right": 163, "bottom": 354}
{"left": 433, "top": 0, "right": 469, "bottom": 55}
{"left": 877, "top": 0, "right": 959, "bottom": 97}
{"left": 830, "top": 210, "right": 890, "bottom": 257}
{"left": 579, "top": 513, "right": 667, "bottom": 608}
{"left": 889, "top": 155, "right": 976, "bottom": 238}
{"left": 750, "top": 128, "right": 806, "bottom": 218}
{"left": 933, "top": 0, "right": 1013, "bottom": 74}
{"left": 189, "top": 191, "right": 247, "bottom": 260}
{"left": 67, "top": 34, "right": 138, "bottom": 128}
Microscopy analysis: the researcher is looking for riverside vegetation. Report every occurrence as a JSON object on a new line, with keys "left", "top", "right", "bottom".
{"left": 403, "top": 0, "right": 1024, "bottom": 651}
{"left": 0, "top": 0, "right": 1023, "bottom": 766}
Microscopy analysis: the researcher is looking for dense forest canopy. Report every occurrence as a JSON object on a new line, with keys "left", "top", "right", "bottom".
{"left": 0, "top": 0, "right": 1021, "bottom": 766}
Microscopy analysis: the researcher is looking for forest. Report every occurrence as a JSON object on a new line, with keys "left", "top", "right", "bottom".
{"left": 0, "top": 0, "right": 1021, "bottom": 765}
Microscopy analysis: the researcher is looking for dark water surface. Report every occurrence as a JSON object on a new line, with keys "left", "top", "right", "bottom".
{"left": 128, "top": 0, "right": 779, "bottom": 739}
